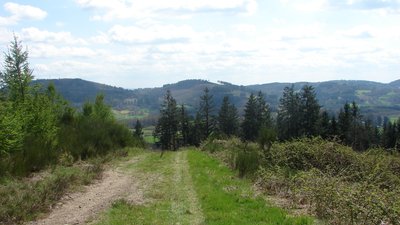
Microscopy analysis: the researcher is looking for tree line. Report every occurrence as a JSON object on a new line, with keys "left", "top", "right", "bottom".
{"left": 154, "top": 84, "right": 400, "bottom": 151}
{"left": 0, "top": 37, "right": 143, "bottom": 176}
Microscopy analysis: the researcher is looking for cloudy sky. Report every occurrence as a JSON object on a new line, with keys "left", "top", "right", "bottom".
{"left": 0, "top": 0, "right": 399, "bottom": 88}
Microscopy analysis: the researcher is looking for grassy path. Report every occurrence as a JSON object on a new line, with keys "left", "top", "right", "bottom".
{"left": 96, "top": 149, "right": 313, "bottom": 225}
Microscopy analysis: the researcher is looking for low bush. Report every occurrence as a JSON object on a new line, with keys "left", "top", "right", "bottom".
{"left": 203, "top": 137, "right": 400, "bottom": 224}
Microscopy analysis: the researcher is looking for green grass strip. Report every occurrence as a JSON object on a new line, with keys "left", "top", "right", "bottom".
{"left": 187, "top": 149, "right": 313, "bottom": 225}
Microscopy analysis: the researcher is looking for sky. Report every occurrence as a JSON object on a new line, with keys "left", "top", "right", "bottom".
{"left": 0, "top": 0, "right": 399, "bottom": 89}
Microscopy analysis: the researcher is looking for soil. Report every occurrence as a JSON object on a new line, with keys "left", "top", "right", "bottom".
{"left": 26, "top": 160, "right": 144, "bottom": 225}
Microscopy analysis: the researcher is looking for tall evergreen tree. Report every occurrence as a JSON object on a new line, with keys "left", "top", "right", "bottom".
{"left": 154, "top": 90, "right": 179, "bottom": 150}
{"left": 0, "top": 35, "right": 33, "bottom": 102}
{"left": 277, "top": 85, "right": 301, "bottom": 140}
{"left": 338, "top": 102, "right": 352, "bottom": 145}
{"left": 217, "top": 96, "right": 239, "bottom": 137}
{"left": 256, "top": 91, "right": 272, "bottom": 127}
{"left": 241, "top": 93, "right": 259, "bottom": 141}
{"left": 330, "top": 115, "right": 338, "bottom": 136}
{"left": 318, "top": 111, "right": 330, "bottom": 139}
{"left": 179, "top": 104, "right": 190, "bottom": 146}
{"left": 198, "top": 87, "right": 215, "bottom": 139}
{"left": 300, "top": 85, "right": 320, "bottom": 136}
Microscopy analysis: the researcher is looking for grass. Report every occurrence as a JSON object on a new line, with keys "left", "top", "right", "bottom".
{"left": 0, "top": 160, "right": 103, "bottom": 224}
{"left": 97, "top": 149, "right": 313, "bottom": 225}
{"left": 0, "top": 147, "right": 144, "bottom": 225}
{"left": 97, "top": 151, "right": 180, "bottom": 225}
{"left": 143, "top": 126, "right": 157, "bottom": 144}
{"left": 187, "top": 149, "right": 313, "bottom": 225}
{"left": 113, "top": 109, "right": 149, "bottom": 121}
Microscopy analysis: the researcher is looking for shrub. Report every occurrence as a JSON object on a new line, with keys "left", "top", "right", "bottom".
{"left": 203, "top": 137, "right": 400, "bottom": 224}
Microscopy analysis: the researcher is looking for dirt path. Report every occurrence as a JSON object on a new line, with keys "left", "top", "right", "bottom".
{"left": 27, "top": 157, "right": 145, "bottom": 225}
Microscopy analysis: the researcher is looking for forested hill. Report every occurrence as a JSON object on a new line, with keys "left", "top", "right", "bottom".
{"left": 33, "top": 78, "right": 400, "bottom": 119}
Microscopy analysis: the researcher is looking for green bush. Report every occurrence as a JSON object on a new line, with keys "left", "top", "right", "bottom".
{"left": 203, "top": 137, "right": 400, "bottom": 224}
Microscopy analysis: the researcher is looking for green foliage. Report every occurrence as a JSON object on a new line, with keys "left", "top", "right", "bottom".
{"left": 277, "top": 85, "right": 320, "bottom": 140}
{"left": 154, "top": 90, "right": 180, "bottom": 150}
{"left": 0, "top": 35, "right": 33, "bottom": 102}
{"left": 188, "top": 150, "right": 313, "bottom": 225}
{"left": 203, "top": 137, "right": 400, "bottom": 224}
{"left": 0, "top": 101, "right": 23, "bottom": 156}
{"left": 134, "top": 119, "right": 144, "bottom": 139}
{"left": 198, "top": 87, "right": 215, "bottom": 139}
{"left": 235, "top": 144, "right": 260, "bottom": 178}
{"left": 217, "top": 96, "right": 239, "bottom": 137}
{"left": 257, "top": 125, "right": 277, "bottom": 151}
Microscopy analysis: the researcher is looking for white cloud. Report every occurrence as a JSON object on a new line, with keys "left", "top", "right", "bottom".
{"left": 21, "top": 27, "right": 87, "bottom": 45}
{"left": 105, "top": 24, "right": 201, "bottom": 44}
{"left": 0, "top": 2, "right": 47, "bottom": 26}
{"left": 29, "top": 44, "right": 99, "bottom": 58}
{"left": 76, "top": 0, "right": 258, "bottom": 21}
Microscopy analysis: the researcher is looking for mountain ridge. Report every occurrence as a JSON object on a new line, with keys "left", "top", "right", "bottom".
{"left": 33, "top": 78, "right": 400, "bottom": 121}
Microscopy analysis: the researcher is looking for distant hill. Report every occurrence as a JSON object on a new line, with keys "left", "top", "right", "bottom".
{"left": 34, "top": 78, "right": 400, "bottom": 121}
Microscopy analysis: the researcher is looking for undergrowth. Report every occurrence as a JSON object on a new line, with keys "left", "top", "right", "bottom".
{"left": 202, "top": 137, "right": 400, "bottom": 225}
{"left": 0, "top": 147, "right": 141, "bottom": 224}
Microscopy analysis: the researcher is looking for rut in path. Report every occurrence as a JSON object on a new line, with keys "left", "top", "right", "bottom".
{"left": 172, "top": 151, "right": 204, "bottom": 225}
{"left": 26, "top": 157, "right": 145, "bottom": 225}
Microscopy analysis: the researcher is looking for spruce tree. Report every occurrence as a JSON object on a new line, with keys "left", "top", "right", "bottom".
{"left": 277, "top": 85, "right": 301, "bottom": 140}
{"left": 0, "top": 35, "right": 33, "bottom": 102}
{"left": 256, "top": 91, "right": 272, "bottom": 127}
{"left": 338, "top": 102, "right": 352, "bottom": 145}
{"left": 241, "top": 93, "right": 259, "bottom": 141}
{"left": 198, "top": 87, "right": 215, "bottom": 139}
{"left": 180, "top": 104, "right": 190, "bottom": 146}
{"left": 318, "top": 111, "right": 330, "bottom": 139}
{"left": 217, "top": 96, "right": 239, "bottom": 137}
{"left": 154, "top": 90, "right": 179, "bottom": 150}
{"left": 300, "top": 85, "right": 320, "bottom": 136}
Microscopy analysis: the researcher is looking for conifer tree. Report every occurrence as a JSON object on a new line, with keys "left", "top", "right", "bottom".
{"left": 300, "top": 85, "right": 320, "bottom": 136}
{"left": 217, "top": 96, "right": 239, "bottom": 137}
{"left": 0, "top": 35, "right": 33, "bottom": 102}
{"left": 241, "top": 93, "right": 259, "bottom": 141}
{"left": 256, "top": 91, "right": 272, "bottom": 127}
{"left": 277, "top": 85, "right": 301, "bottom": 140}
{"left": 154, "top": 90, "right": 179, "bottom": 150}
{"left": 180, "top": 104, "right": 190, "bottom": 146}
{"left": 134, "top": 119, "right": 144, "bottom": 139}
{"left": 198, "top": 87, "right": 215, "bottom": 139}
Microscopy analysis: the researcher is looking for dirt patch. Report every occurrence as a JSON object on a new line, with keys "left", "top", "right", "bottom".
{"left": 27, "top": 161, "right": 144, "bottom": 225}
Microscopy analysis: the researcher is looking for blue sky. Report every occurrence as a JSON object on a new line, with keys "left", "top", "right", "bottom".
{"left": 0, "top": 0, "right": 399, "bottom": 88}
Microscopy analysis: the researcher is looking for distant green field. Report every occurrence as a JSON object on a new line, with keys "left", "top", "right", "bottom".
{"left": 113, "top": 109, "right": 149, "bottom": 121}
{"left": 143, "top": 126, "right": 157, "bottom": 144}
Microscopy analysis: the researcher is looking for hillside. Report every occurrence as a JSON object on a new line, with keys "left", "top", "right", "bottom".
{"left": 34, "top": 78, "right": 400, "bottom": 121}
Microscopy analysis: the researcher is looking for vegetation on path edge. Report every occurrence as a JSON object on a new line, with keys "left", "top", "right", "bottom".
{"left": 96, "top": 149, "right": 312, "bottom": 225}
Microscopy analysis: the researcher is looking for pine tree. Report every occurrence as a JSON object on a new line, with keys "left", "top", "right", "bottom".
{"left": 338, "top": 102, "right": 352, "bottom": 145}
{"left": 241, "top": 93, "right": 259, "bottom": 141}
{"left": 256, "top": 91, "right": 272, "bottom": 127}
{"left": 179, "top": 104, "right": 190, "bottom": 146}
{"left": 330, "top": 115, "right": 338, "bottom": 136}
{"left": 154, "top": 90, "right": 179, "bottom": 150}
{"left": 0, "top": 35, "right": 33, "bottom": 102}
{"left": 277, "top": 85, "right": 301, "bottom": 140}
{"left": 217, "top": 96, "right": 239, "bottom": 137}
{"left": 198, "top": 87, "right": 215, "bottom": 139}
{"left": 134, "top": 119, "right": 144, "bottom": 139}
{"left": 300, "top": 85, "right": 320, "bottom": 136}
{"left": 318, "top": 111, "right": 330, "bottom": 139}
